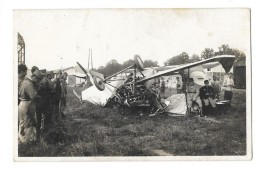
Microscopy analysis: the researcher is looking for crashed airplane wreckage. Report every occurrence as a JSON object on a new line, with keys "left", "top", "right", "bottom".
{"left": 73, "top": 55, "right": 235, "bottom": 116}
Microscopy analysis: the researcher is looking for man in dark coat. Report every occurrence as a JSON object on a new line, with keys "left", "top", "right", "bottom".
{"left": 200, "top": 80, "right": 217, "bottom": 115}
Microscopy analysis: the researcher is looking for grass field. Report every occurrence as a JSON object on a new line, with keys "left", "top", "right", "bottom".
{"left": 18, "top": 87, "right": 247, "bottom": 157}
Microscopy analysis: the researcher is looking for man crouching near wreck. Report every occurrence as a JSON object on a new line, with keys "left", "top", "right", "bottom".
{"left": 18, "top": 70, "right": 43, "bottom": 144}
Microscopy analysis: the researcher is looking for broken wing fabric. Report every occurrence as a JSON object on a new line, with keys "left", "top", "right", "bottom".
{"left": 166, "top": 93, "right": 187, "bottom": 115}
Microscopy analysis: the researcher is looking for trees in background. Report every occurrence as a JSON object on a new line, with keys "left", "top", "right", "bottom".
{"left": 201, "top": 48, "right": 215, "bottom": 59}
{"left": 164, "top": 44, "right": 246, "bottom": 66}
{"left": 97, "top": 59, "right": 123, "bottom": 76}
{"left": 164, "top": 52, "right": 190, "bottom": 66}
{"left": 189, "top": 54, "right": 201, "bottom": 63}
{"left": 143, "top": 60, "right": 159, "bottom": 68}
{"left": 96, "top": 44, "right": 246, "bottom": 76}
{"left": 97, "top": 58, "right": 159, "bottom": 76}
{"left": 215, "top": 44, "right": 246, "bottom": 65}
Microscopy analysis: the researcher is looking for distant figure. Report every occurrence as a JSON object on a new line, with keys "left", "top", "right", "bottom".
{"left": 211, "top": 76, "right": 221, "bottom": 99}
{"left": 46, "top": 71, "right": 54, "bottom": 80}
{"left": 56, "top": 70, "right": 63, "bottom": 79}
{"left": 160, "top": 78, "right": 166, "bottom": 98}
{"left": 51, "top": 77, "right": 62, "bottom": 121}
{"left": 223, "top": 73, "right": 234, "bottom": 102}
{"left": 176, "top": 77, "right": 183, "bottom": 94}
{"left": 18, "top": 70, "right": 43, "bottom": 144}
{"left": 200, "top": 80, "right": 217, "bottom": 115}
{"left": 18, "top": 64, "right": 28, "bottom": 104}
{"left": 186, "top": 78, "right": 202, "bottom": 116}
{"left": 59, "top": 72, "right": 68, "bottom": 117}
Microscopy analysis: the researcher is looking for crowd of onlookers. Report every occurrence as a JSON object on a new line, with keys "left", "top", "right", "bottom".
{"left": 18, "top": 64, "right": 68, "bottom": 145}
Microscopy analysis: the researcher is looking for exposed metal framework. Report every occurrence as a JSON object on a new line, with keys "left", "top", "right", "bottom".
{"left": 18, "top": 33, "right": 25, "bottom": 65}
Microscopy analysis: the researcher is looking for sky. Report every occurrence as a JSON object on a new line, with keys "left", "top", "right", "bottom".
{"left": 14, "top": 9, "right": 250, "bottom": 70}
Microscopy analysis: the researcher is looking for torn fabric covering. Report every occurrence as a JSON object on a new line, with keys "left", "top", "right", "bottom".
{"left": 166, "top": 93, "right": 187, "bottom": 115}
{"left": 81, "top": 76, "right": 125, "bottom": 106}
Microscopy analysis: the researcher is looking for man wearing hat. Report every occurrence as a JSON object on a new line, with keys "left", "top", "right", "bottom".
{"left": 186, "top": 78, "right": 202, "bottom": 116}
{"left": 200, "top": 80, "right": 217, "bottom": 115}
{"left": 223, "top": 73, "right": 234, "bottom": 102}
{"left": 18, "top": 69, "right": 43, "bottom": 144}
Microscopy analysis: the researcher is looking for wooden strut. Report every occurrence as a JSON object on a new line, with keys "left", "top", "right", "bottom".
{"left": 133, "top": 65, "right": 136, "bottom": 94}
{"left": 185, "top": 68, "right": 190, "bottom": 116}
{"left": 103, "top": 65, "right": 135, "bottom": 82}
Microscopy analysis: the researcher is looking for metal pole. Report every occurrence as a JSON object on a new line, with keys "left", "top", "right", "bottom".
{"left": 24, "top": 43, "right": 25, "bottom": 64}
{"left": 60, "top": 57, "right": 63, "bottom": 70}
{"left": 88, "top": 48, "right": 90, "bottom": 69}
{"left": 104, "top": 64, "right": 135, "bottom": 81}
{"left": 185, "top": 68, "right": 190, "bottom": 116}
{"left": 91, "top": 49, "right": 93, "bottom": 69}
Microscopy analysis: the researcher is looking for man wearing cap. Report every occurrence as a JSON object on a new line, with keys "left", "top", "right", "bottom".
{"left": 18, "top": 70, "right": 43, "bottom": 144}
{"left": 186, "top": 78, "right": 202, "bottom": 116}
{"left": 200, "top": 80, "right": 217, "bottom": 115}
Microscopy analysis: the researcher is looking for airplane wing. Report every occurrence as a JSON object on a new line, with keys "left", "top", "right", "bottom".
{"left": 136, "top": 55, "right": 235, "bottom": 83}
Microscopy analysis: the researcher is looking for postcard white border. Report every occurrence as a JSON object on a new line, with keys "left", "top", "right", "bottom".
{"left": 0, "top": 0, "right": 259, "bottom": 172}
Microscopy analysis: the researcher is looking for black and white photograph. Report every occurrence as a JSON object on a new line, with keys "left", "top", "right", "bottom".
{"left": 14, "top": 8, "right": 251, "bottom": 160}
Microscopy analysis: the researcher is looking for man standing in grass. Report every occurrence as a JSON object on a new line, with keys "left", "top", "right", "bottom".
{"left": 186, "top": 78, "right": 202, "bottom": 116}
{"left": 160, "top": 77, "right": 166, "bottom": 98}
{"left": 18, "top": 64, "right": 27, "bottom": 105}
{"left": 18, "top": 70, "right": 43, "bottom": 144}
{"left": 36, "top": 70, "right": 52, "bottom": 130}
{"left": 223, "top": 73, "right": 234, "bottom": 103}
{"left": 176, "top": 76, "right": 183, "bottom": 94}
{"left": 211, "top": 75, "right": 221, "bottom": 99}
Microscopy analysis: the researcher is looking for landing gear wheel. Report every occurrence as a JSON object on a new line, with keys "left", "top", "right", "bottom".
{"left": 134, "top": 54, "right": 144, "bottom": 71}
{"left": 93, "top": 76, "right": 105, "bottom": 91}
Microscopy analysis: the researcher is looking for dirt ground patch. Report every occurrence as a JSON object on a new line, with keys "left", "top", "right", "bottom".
{"left": 18, "top": 87, "right": 247, "bottom": 157}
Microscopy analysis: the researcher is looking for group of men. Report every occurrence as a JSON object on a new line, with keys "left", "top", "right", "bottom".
{"left": 18, "top": 64, "right": 68, "bottom": 144}
{"left": 186, "top": 73, "right": 234, "bottom": 116}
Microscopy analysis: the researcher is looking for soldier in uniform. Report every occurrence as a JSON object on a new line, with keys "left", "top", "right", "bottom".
{"left": 36, "top": 70, "right": 53, "bottom": 131}
{"left": 200, "top": 80, "right": 217, "bottom": 115}
{"left": 18, "top": 70, "right": 43, "bottom": 144}
{"left": 59, "top": 73, "right": 68, "bottom": 117}
{"left": 186, "top": 78, "right": 203, "bottom": 116}
{"left": 176, "top": 77, "right": 183, "bottom": 94}
{"left": 18, "top": 64, "right": 28, "bottom": 105}
{"left": 160, "top": 77, "right": 166, "bottom": 98}
{"left": 46, "top": 71, "right": 54, "bottom": 124}
{"left": 51, "top": 77, "right": 62, "bottom": 121}
{"left": 211, "top": 76, "right": 221, "bottom": 99}
{"left": 223, "top": 73, "right": 234, "bottom": 103}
